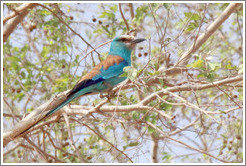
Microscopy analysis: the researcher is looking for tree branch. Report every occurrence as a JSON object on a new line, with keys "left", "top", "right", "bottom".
{"left": 160, "top": 3, "right": 241, "bottom": 76}
{"left": 140, "top": 75, "right": 242, "bottom": 105}
{"left": 3, "top": 3, "right": 36, "bottom": 24}
{"left": 3, "top": 75, "right": 242, "bottom": 147}
{"left": 3, "top": 3, "right": 37, "bottom": 42}
{"left": 3, "top": 90, "right": 69, "bottom": 147}
{"left": 151, "top": 134, "right": 159, "bottom": 163}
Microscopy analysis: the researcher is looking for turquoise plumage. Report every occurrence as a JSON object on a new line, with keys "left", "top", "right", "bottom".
{"left": 19, "top": 35, "right": 145, "bottom": 136}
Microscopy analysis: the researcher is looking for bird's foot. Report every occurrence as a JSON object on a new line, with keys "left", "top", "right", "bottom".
{"left": 108, "top": 90, "right": 117, "bottom": 98}
{"left": 99, "top": 89, "right": 116, "bottom": 101}
{"left": 99, "top": 92, "right": 105, "bottom": 98}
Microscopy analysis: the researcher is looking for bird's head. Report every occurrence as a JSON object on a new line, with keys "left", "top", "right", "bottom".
{"left": 111, "top": 35, "right": 146, "bottom": 50}
{"left": 109, "top": 35, "right": 146, "bottom": 62}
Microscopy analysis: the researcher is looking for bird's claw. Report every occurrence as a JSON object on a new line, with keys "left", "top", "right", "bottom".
{"left": 99, "top": 89, "right": 116, "bottom": 101}
{"left": 99, "top": 92, "right": 104, "bottom": 98}
{"left": 109, "top": 90, "right": 117, "bottom": 98}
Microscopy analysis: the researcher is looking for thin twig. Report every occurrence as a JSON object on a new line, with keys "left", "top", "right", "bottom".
{"left": 82, "top": 123, "right": 133, "bottom": 163}
{"left": 160, "top": 3, "right": 241, "bottom": 76}
{"left": 38, "top": 3, "right": 100, "bottom": 56}
{"left": 146, "top": 122, "right": 228, "bottom": 163}
{"left": 192, "top": 4, "right": 208, "bottom": 51}
{"left": 212, "top": 82, "right": 242, "bottom": 108}
{"left": 3, "top": 142, "right": 22, "bottom": 156}
{"left": 63, "top": 111, "right": 85, "bottom": 163}
{"left": 166, "top": 90, "right": 221, "bottom": 124}
{"left": 119, "top": 3, "right": 130, "bottom": 33}
{"left": 70, "top": 40, "right": 112, "bottom": 86}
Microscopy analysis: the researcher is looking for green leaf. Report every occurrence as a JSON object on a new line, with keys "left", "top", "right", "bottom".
{"left": 102, "top": 25, "right": 111, "bottom": 35}
{"left": 16, "top": 92, "right": 25, "bottom": 102}
{"left": 165, "top": 37, "right": 172, "bottom": 43}
{"left": 162, "top": 152, "right": 172, "bottom": 161}
{"left": 119, "top": 72, "right": 128, "bottom": 77}
{"left": 20, "top": 71, "right": 26, "bottom": 78}
{"left": 160, "top": 102, "right": 172, "bottom": 110}
{"left": 132, "top": 69, "right": 138, "bottom": 78}
{"left": 221, "top": 134, "right": 228, "bottom": 139}
{"left": 187, "top": 59, "right": 204, "bottom": 68}
{"left": 163, "top": 3, "right": 172, "bottom": 10}
{"left": 238, "top": 152, "right": 243, "bottom": 159}
{"left": 128, "top": 142, "right": 139, "bottom": 147}
{"left": 8, "top": 56, "right": 21, "bottom": 62}
{"left": 13, "top": 47, "right": 19, "bottom": 52}
{"left": 122, "top": 66, "right": 138, "bottom": 81}
{"left": 184, "top": 12, "right": 200, "bottom": 20}
{"left": 47, "top": 68, "right": 52, "bottom": 72}
{"left": 123, "top": 66, "right": 132, "bottom": 72}
{"left": 151, "top": 119, "right": 157, "bottom": 125}
{"left": 197, "top": 73, "right": 206, "bottom": 78}
{"left": 41, "top": 46, "right": 49, "bottom": 58}
{"left": 152, "top": 71, "right": 160, "bottom": 76}
{"left": 27, "top": 108, "right": 32, "bottom": 112}
{"left": 225, "top": 63, "right": 233, "bottom": 69}
{"left": 239, "top": 93, "right": 243, "bottom": 101}
{"left": 218, "top": 110, "right": 226, "bottom": 114}
{"left": 134, "top": 5, "right": 149, "bottom": 26}
{"left": 39, "top": 9, "right": 51, "bottom": 16}
{"left": 159, "top": 79, "right": 164, "bottom": 86}
{"left": 62, "top": 45, "right": 68, "bottom": 53}
{"left": 148, "top": 127, "right": 155, "bottom": 134}
{"left": 187, "top": 22, "right": 199, "bottom": 32}
{"left": 10, "top": 61, "right": 20, "bottom": 71}
{"left": 205, "top": 72, "right": 215, "bottom": 82}
{"left": 184, "top": 12, "right": 192, "bottom": 18}
{"left": 123, "top": 141, "right": 139, "bottom": 150}
{"left": 132, "top": 111, "right": 140, "bottom": 120}
{"left": 207, "top": 62, "right": 221, "bottom": 71}
{"left": 145, "top": 115, "right": 150, "bottom": 122}
{"left": 110, "top": 5, "right": 117, "bottom": 12}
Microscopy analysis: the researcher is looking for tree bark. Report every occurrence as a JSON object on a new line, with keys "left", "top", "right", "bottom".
{"left": 3, "top": 3, "right": 37, "bottom": 42}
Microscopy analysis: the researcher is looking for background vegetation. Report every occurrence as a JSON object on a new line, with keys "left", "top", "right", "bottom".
{"left": 2, "top": 3, "right": 243, "bottom": 163}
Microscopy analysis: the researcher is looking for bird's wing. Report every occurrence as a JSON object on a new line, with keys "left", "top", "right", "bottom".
{"left": 16, "top": 55, "right": 128, "bottom": 137}
{"left": 67, "top": 55, "right": 127, "bottom": 97}
{"left": 42, "top": 55, "right": 127, "bottom": 118}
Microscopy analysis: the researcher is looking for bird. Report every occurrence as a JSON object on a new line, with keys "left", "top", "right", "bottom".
{"left": 18, "top": 35, "right": 146, "bottom": 136}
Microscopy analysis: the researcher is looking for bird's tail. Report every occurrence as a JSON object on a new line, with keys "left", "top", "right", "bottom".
{"left": 45, "top": 93, "right": 77, "bottom": 118}
{"left": 16, "top": 92, "right": 83, "bottom": 137}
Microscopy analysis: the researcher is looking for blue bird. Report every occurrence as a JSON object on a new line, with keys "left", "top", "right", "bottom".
{"left": 19, "top": 35, "right": 145, "bottom": 136}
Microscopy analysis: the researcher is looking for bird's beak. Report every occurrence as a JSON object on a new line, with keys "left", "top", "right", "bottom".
{"left": 131, "top": 38, "right": 146, "bottom": 44}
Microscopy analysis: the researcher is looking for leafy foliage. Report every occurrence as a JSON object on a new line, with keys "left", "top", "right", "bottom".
{"left": 3, "top": 3, "right": 243, "bottom": 163}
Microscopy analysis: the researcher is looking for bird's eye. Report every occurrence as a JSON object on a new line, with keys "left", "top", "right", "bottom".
{"left": 121, "top": 38, "right": 126, "bottom": 42}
